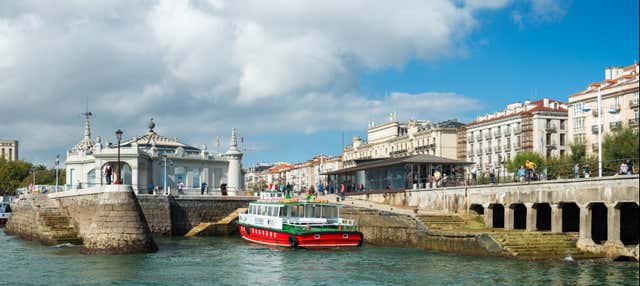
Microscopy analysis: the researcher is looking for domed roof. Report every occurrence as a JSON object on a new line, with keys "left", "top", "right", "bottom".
{"left": 120, "top": 118, "right": 199, "bottom": 151}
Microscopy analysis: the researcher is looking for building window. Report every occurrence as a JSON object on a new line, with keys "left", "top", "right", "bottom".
{"left": 560, "top": 120, "right": 566, "bottom": 130}
{"left": 574, "top": 118, "right": 584, "bottom": 132}
{"left": 573, "top": 102, "right": 584, "bottom": 117}
{"left": 560, "top": 134, "right": 565, "bottom": 146}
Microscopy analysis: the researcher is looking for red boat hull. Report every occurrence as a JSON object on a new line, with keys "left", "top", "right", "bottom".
{"left": 0, "top": 218, "right": 7, "bottom": 227}
{"left": 238, "top": 225, "right": 363, "bottom": 248}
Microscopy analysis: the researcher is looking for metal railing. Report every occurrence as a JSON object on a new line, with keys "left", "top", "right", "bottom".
{"left": 545, "top": 123, "right": 557, "bottom": 133}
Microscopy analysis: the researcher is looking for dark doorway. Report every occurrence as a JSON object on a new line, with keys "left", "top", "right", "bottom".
{"left": 561, "top": 202, "right": 580, "bottom": 232}
{"left": 591, "top": 203, "right": 607, "bottom": 244}
{"left": 492, "top": 204, "right": 504, "bottom": 228}
{"left": 619, "top": 202, "right": 639, "bottom": 245}
{"left": 470, "top": 204, "right": 484, "bottom": 215}
{"left": 535, "top": 203, "right": 551, "bottom": 231}
{"left": 512, "top": 204, "right": 527, "bottom": 229}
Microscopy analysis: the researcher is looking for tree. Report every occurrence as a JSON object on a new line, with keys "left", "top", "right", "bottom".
{"left": 569, "top": 143, "right": 586, "bottom": 163}
{"left": 505, "top": 152, "right": 544, "bottom": 173}
{"left": 0, "top": 159, "right": 32, "bottom": 195}
{"left": 602, "top": 126, "right": 639, "bottom": 175}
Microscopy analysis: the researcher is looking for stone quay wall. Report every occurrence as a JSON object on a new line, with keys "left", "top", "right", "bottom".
{"left": 348, "top": 176, "right": 640, "bottom": 213}
{"left": 341, "top": 207, "right": 501, "bottom": 257}
{"left": 137, "top": 195, "right": 255, "bottom": 235}
{"left": 5, "top": 185, "right": 158, "bottom": 254}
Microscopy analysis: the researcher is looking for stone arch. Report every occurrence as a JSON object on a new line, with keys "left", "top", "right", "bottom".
{"left": 490, "top": 204, "right": 504, "bottom": 228}
{"left": 510, "top": 203, "right": 527, "bottom": 230}
{"left": 469, "top": 204, "right": 484, "bottom": 215}
{"left": 534, "top": 203, "right": 551, "bottom": 231}
{"left": 589, "top": 202, "right": 608, "bottom": 244}
{"left": 102, "top": 162, "right": 132, "bottom": 185}
{"left": 560, "top": 202, "right": 579, "bottom": 232}
{"left": 617, "top": 202, "right": 639, "bottom": 246}
{"left": 87, "top": 169, "right": 96, "bottom": 187}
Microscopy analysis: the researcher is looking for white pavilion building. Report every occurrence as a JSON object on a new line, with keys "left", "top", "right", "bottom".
{"left": 64, "top": 114, "right": 244, "bottom": 195}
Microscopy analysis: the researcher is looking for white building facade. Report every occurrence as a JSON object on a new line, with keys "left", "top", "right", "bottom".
{"left": 461, "top": 98, "right": 568, "bottom": 170}
{"left": 343, "top": 116, "right": 463, "bottom": 168}
{"left": 64, "top": 115, "right": 244, "bottom": 195}
{"left": 568, "top": 63, "right": 639, "bottom": 155}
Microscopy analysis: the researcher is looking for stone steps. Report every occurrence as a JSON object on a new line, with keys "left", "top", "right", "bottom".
{"left": 184, "top": 207, "right": 247, "bottom": 237}
{"left": 490, "top": 232, "right": 604, "bottom": 260}
{"left": 37, "top": 207, "right": 82, "bottom": 245}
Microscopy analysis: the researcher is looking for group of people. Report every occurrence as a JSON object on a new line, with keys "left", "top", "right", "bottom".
{"left": 617, "top": 160, "right": 635, "bottom": 176}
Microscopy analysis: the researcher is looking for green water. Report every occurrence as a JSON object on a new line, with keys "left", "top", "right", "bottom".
{"left": 1, "top": 231, "right": 638, "bottom": 286}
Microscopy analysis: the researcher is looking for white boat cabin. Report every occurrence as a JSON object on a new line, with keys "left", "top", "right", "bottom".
{"left": 239, "top": 202, "right": 354, "bottom": 230}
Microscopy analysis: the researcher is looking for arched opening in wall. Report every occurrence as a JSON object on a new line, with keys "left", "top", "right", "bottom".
{"left": 103, "top": 162, "right": 132, "bottom": 185}
{"left": 469, "top": 204, "right": 484, "bottom": 215}
{"left": 535, "top": 203, "right": 551, "bottom": 231}
{"left": 491, "top": 204, "right": 504, "bottom": 228}
{"left": 590, "top": 203, "right": 608, "bottom": 244}
{"left": 618, "top": 202, "right": 639, "bottom": 246}
{"left": 561, "top": 202, "right": 580, "bottom": 232}
{"left": 511, "top": 204, "right": 527, "bottom": 230}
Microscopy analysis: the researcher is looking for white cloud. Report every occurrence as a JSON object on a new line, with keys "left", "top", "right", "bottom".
{"left": 0, "top": 0, "right": 504, "bottom": 163}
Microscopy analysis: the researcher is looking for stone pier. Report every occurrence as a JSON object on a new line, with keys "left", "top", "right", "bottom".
{"left": 6, "top": 185, "right": 157, "bottom": 254}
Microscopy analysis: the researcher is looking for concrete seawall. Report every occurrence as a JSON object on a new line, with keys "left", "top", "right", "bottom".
{"left": 5, "top": 185, "right": 157, "bottom": 254}
{"left": 137, "top": 195, "right": 255, "bottom": 235}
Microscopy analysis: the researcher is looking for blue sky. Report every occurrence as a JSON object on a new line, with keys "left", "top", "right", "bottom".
{"left": 0, "top": 0, "right": 638, "bottom": 167}
{"left": 245, "top": 0, "right": 639, "bottom": 166}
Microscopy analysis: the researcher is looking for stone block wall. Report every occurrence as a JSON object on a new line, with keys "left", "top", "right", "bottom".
{"left": 137, "top": 195, "right": 172, "bottom": 235}
{"left": 4, "top": 194, "right": 57, "bottom": 243}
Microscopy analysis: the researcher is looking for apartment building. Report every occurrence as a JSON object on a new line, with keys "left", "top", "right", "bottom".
{"left": 0, "top": 140, "right": 19, "bottom": 161}
{"left": 343, "top": 114, "right": 463, "bottom": 168}
{"left": 459, "top": 99, "right": 568, "bottom": 169}
{"left": 568, "top": 63, "right": 639, "bottom": 155}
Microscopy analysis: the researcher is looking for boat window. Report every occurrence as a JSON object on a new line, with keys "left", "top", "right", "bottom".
{"left": 279, "top": 207, "right": 285, "bottom": 217}
{"left": 261, "top": 205, "right": 268, "bottom": 216}
{"left": 314, "top": 205, "right": 322, "bottom": 217}
{"left": 304, "top": 205, "right": 314, "bottom": 218}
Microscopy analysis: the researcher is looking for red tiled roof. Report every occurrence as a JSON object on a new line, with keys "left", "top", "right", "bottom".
{"left": 463, "top": 99, "right": 566, "bottom": 127}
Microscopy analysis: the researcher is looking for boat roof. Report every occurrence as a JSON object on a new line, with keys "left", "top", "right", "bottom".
{"left": 250, "top": 200, "right": 342, "bottom": 207}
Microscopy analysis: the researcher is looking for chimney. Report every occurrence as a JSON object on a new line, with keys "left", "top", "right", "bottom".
{"left": 605, "top": 66, "right": 612, "bottom": 80}
{"left": 543, "top": 98, "right": 549, "bottom": 107}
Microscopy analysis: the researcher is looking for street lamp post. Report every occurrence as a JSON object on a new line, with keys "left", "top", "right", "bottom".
{"left": 55, "top": 154, "right": 60, "bottom": 192}
{"left": 114, "top": 129, "right": 123, "bottom": 184}
{"left": 597, "top": 86, "right": 603, "bottom": 177}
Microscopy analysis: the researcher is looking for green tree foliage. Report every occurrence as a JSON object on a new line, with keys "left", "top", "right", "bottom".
{"left": 569, "top": 143, "right": 587, "bottom": 163}
{"left": 505, "top": 152, "right": 544, "bottom": 173}
{"left": 0, "top": 159, "right": 64, "bottom": 196}
{"left": 602, "top": 126, "right": 639, "bottom": 175}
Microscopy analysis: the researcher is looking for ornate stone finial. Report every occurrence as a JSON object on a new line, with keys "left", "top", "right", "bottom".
{"left": 82, "top": 111, "right": 93, "bottom": 140}
{"left": 148, "top": 118, "right": 156, "bottom": 133}
{"left": 230, "top": 128, "right": 238, "bottom": 148}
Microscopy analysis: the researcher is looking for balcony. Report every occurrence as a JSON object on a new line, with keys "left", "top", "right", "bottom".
{"left": 484, "top": 133, "right": 491, "bottom": 139}
{"left": 608, "top": 105, "right": 621, "bottom": 114}
{"left": 609, "top": 121, "right": 622, "bottom": 130}
{"left": 545, "top": 123, "right": 557, "bottom": 133}
{"left": 467, "top": 136, "right": 474, "bottom": 143}
{"left": 513, "top": 126, "right": 521, "bottom": 134}
{"left": 493, "top": 131, "right": 500, "bottom": 138}
{"left": 476, "top": 135, "right": 482, "bottom": 141}
{"left": 546, "top": 140, "right": 557, "bottom": 150}
{"left": 630, "top": 118, "right": 639, "bottom": 127}
{"left": 494, "top": 146, "right": 502, "bottom": 153}
{"left": 503, "top": 130, "right": 511, "bottom": 137}
{"left": 504, "top": 145, "right": 511, "bottom": 152}
{"left": 630, "top": 99, "right": 640, "bottom": 109}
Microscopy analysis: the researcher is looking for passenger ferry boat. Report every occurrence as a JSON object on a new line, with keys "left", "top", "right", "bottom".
{"left": 238, "top": 192, "right": 363, "bottom": 248}
{"left": 0, "top": 197, "right": 12, "bottom": 227}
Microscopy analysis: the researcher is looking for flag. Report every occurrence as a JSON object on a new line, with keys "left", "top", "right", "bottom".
{"left": 241, "top": 136, "right": 244, "bottom": 144}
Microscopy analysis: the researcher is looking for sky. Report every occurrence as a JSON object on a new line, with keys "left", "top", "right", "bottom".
{"left": 0, "top": 0, "right": 638, "bottom": 167}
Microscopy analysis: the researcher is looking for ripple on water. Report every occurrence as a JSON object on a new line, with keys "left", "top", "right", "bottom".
{"left": 0, "top": 232, "right": 638, "bottom": 286}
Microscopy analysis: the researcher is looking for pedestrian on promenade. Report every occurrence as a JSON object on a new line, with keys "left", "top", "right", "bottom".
{"left": 626, "top": 160, "right": 635, "bottom": 175}
{"left": 517, "top": 165, "right": 525, "bottom": 183}
{"left": 583, "top": 163, "right": 590, "bottom": 178}
{"left": 619, "top": 161, "right": 629, "bottom": 175}
{"left": 200, "top": 181, "right": 207, "bottom": 195}
{"left": 470, "top": 165, "right": 478, "bottom": 184}
{"left": 433, "top": 169, "right": 442, "bottom": 187}
{"left": 279, "top": 183, "right": 285, "bottom": 193}
{"left": 177, "top": 181, "right": 184, "bottom": 194}
{"left": 525, "top": 160, "right": 536, "bottom": 182}
{"left": 340, "top": 183, "right": 345, "bottom": 200}
{"left": 489, "top": 164, "right": 496, "bottom": 184}
{"left": 573, "top": 163, "right": 580, "bottom": 179}
{"left": 104, "top": 164, "right": 112, "bottom": 185}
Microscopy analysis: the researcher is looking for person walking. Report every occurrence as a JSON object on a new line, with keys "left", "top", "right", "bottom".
{"left": 517, "top": 165, "right": 526, "bottom": 183}
{"left": 626, "top": 160, "right": 635, "bottom": 175}
{"left": 583, "top": 163, "right": 591, "bottom": 178}
{"left": 104, "top": 164, "right": 112, "bottom": 185}
{"left": 525, "top": 160, "right": 537, "bottom": 182}
{"left": 470, "top": 165, "right": 478, "bottom": 185}
{"left": 340, "top": 183, "right": 345, "bottom": 200}
{"left": 573, "top": 163, "right": 580, "bottom": 179}
{"left": 433, "top": 169, "right": 442, "bottom": 187}
{"left": 177, "top": 181, "right": 184, "bottom": 194}
{"left": 200, "top": 181, "right": 207, "bottom": 195}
